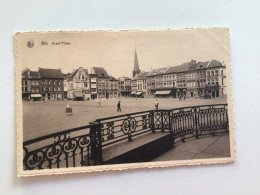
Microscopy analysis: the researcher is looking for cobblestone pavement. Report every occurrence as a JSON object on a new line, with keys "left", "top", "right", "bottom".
{"left": 23, "top": 97, "right": 227, "bottom": 141}
{"left": 153, "top": 134, "right": 230, "bottom": 161}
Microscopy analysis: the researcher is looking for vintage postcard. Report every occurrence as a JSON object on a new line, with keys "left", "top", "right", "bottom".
{"left": 16, "top": 28, "right": 235, "bottom": 177}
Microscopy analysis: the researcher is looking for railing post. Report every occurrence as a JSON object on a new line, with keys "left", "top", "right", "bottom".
{"left": 168, "top": 110, "right": 175, "bottom": 148}
{"left": 161, "top": 110, "right": 164, "bottom": 132}
{"left": 168, "top": 110, "right": 172, "bottom": 133}
{"left": 194, "top": 107, "right": 199, "bottom": 139}
{"left": 150, "top": 111, "right": 155, "bottom": 133}
{"left": 225, "top": 106, "right": 229, "bottom": 133}
{"left": 90, "top": 121, "right": 103, "bottom": 165}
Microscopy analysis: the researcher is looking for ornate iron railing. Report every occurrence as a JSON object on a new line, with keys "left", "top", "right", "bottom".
{"left": 23, "top": 125, "right": 95, "bottom": 170}
{"left": 23, "top": 104, "right": 228, "bottom": 170}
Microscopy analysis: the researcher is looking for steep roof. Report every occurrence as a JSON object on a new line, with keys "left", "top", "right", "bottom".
{"left": 109, "top": 75, "right": 118, "bottom": 81}
{"left": 92, "top": 67, "right": 109, "bottom": 77}
{"left": 30, "top": 71, "right": 40, "bottom": 76}
{"left": 165, "top": 62, "right": 191, "bottom": 74}
{"left": 133, "top": 71, "right": 149, "bottom": 80}
{"left": 147, "top": 68, "right": 167, "bottom": 77}
{"left": 196, "top": 61, "right": 210, "bottom": 69}
{"left": 207, "top": 59, "right": 223, "bottom": 68}
{"left": 38, "top": 68, "right": 64, "bottom": 79}
{"left": 119, "top": 76, "right": 131, "bottom": 80}
{"left": 67, "top": 68, "right": 88, "bottom": 81}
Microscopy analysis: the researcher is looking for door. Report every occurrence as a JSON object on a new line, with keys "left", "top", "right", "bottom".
{"left": 216, "top": 90, "right": 219, "bottom": 97}
{"left": 212, "top": 90, "right": 215, "bottom": 98}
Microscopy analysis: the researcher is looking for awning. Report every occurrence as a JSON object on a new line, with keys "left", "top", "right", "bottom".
{"left": 136, "top": 92, "right": 143, "bottom": 95}
{"left": 155, "top": 90, "right": 171, "bottom": 95}
{"left": 131, "top": 92, "right": 136, "bottom": 95}
{"left": 73, "top": 91, "right": 83, "bottom": 97}
{"left": 31, "top": 94, "right": 42, "bottom": 98}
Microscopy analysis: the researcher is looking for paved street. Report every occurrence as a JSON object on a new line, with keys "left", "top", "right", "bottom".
{"left": 153, "top": 134, "right": 230, "bottom": 161}
{"left": 23, "top": 97, "right": 227, "bottom": 141}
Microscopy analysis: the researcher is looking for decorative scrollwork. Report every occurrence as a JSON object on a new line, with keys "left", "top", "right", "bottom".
{"left": 24, "top": 150, "right": 45, "bottom": 170}
{"left": 45, "top": 144, "right": 62, "bottom": 165}
{"left": 162, "top": 111, "right": 169, "bottom": 129}
{"left": 154, "top": 111, "right": 162, "bottom": 129}
{"left": 78, "top": 135, "right": 91, "bottom": 148}
{"left": 142, "top": 114, "right": 150, "bottom": 129}
{"left": 121, "top": 117, "right": 137, "bottom": 134}
{"left": 106, "top": 122, "right": 115, "bottom": 140}
{"left": 54, "top": 132, "right": 70, "bottom": 143}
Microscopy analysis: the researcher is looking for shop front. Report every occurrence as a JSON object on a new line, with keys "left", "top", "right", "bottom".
{"left": 177, "top": 88, "right": 186, "bottom": 97}
{"left": 30, "top": 94, "right": 42, "bottom": 101}
{"left": 135, "top": 91, "right": 144, "bottom": 98}
{"left": 154, "top": 90, "right": 171, "bottom": 98}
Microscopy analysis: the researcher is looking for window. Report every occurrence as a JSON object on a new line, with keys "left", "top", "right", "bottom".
{"left": 215, "top": 70, "right": 218, "bottom": 75}
{"left": 207, "top": 71, "right": 210, "bottom": 76}
{"left": 211, "top": 71, "right": 214, "bottom": 76}
{"left": 221, "top": 70, "right": 224, "bottom": 75}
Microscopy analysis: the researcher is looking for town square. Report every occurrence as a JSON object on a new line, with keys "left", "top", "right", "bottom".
{"left": 23, "top": 97, "right": 228, "bottom": 141}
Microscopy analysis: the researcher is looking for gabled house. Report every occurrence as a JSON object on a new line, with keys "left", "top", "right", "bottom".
{"left": 91, "top": 67, "right": 110, "bottom": 99}
{"left": 66, "top": 67, "right": 90, "bottom": 100}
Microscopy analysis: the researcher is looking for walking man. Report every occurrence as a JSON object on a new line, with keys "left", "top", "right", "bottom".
{"left": 154, "top": 99, "right": 159, "bottom": 110}
{"left": 98, "top": 99, "right": 101, "bottom": 107}
{"left": 117, "top": 101, "right": 121, "bottom": 112}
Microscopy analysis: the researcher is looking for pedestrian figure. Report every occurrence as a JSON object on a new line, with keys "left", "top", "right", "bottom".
{"left": 154, "top": 99, "right": 159, "bottom": 110}
{"left": 117, "top": 101, "right": 121, "bottom": 112}
{"left": 98, "top": 99, "right": 101, "bottom": 107}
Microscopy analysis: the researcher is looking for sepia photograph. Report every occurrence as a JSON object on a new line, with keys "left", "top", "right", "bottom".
{"left": 16, "top": 28, "right": 235, "bottom": 176}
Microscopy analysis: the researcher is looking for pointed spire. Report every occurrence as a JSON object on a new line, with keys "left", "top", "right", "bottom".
{"left": 133, "top": 49, "right": 141, "bottom": 78}
{"left": 134, "top": 49, "right": 140, "bottom": 71}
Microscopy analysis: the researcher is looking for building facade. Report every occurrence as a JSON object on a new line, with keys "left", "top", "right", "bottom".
{"left": 22, "top": 68, "right": 41, "bottom": 101}
{"left": 89, "top": 73, "right": 98, "bottom": 100}
{"left": 91, "top": 67, "right": 118, "bottom": 99}
{"left": 22, "top": 68, "right": 64, "bottom": 101}
{"left": 39, "top": 68, "right": 64, "bottom": 100}
{"left": 65, "top": 67, "right": 90, "bottom": 100}
{"left": 146, "top": 59, "right": 226, "bottom": 98}
{"left": 131, "top": 71, "right": 149, "bottom": 97}
{"left": 109, "top": 76, "right": 119, "bottom": 99}
{"left": 118, "top": 76, "right": 131, "bottom": 97}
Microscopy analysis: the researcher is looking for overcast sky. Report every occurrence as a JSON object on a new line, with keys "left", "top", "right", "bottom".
{"left": 17, "top": 28, "right": 229, "bottom": 78}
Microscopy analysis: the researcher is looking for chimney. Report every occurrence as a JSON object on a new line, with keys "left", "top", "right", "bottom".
{"left": 191, "top": 60, "right": 196, "bottom": 64}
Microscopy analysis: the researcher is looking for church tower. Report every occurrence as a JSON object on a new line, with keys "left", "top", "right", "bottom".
{"left": 132, "top": 49, "right": 141, "bottom": 78}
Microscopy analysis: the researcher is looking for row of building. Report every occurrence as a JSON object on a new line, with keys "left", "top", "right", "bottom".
{"left": 22, "top": 50, "right": 227, "bottom": 101}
